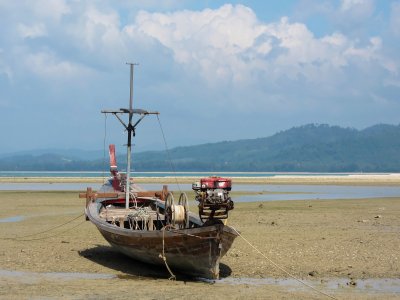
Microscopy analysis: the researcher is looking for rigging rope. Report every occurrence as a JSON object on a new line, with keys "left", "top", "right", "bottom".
{"left": 156, "top": 115, "right": 182, "bottom": 193}
{"left": 15, "top": 220, "right": 86, "bottom": 241}
{"left": 1, "top": 213, "right": 85, "bottom": 241}
{"left": 231, "top": 227, "right": 337, "bottom": 300}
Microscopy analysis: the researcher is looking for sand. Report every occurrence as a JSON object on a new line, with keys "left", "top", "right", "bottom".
{"left": 0, "top": 186, "right": 399, "bottom": 299}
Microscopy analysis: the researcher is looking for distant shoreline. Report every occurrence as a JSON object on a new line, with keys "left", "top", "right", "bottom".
{"left": 1, "top": 173, "right": 400, "bottom": 185}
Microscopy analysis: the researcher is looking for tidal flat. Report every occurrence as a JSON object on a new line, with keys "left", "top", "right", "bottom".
{"left": 0, "top": 189, "right": 399, "bottom": 299}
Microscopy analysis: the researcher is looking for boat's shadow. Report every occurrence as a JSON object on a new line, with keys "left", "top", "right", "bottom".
{"left": 79, "top": 245, "right": 232, "bottom": 281}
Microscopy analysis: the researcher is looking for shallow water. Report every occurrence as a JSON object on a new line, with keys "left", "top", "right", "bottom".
{"left": 234, "top": 184, "right": 400, "bottom": 202}
{"left": 0, "top": 182, "right": 92, "bottom": 191}
{"left": 0, "top": 171, "right": 351, "bottom": 178}
{"left": 0, "top": 269, "right": 115, "bottom": 283}
{"left": 1, "top": 183, "right": 400, "bottom": 202}
{"left": 0, "top": 215, "right": 25, "bottom": 223}
{"left": 1, "top": 269, "right": 398, "bottom": 293}
{"left": 216, "top": 277, "right": 400, "bottom": 293}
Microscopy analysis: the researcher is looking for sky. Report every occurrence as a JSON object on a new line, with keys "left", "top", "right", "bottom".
{"left": 0, "top": 0, "right": 400, "bottom": 154}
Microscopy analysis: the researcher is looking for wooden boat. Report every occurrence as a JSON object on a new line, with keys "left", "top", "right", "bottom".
{"left": 80, "top": 64, "right": 238, "bottom": 279}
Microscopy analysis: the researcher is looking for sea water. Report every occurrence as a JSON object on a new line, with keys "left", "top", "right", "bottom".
{"left": 1, "top": 182, "right": 400, "bottom": 201}
{"left": 0, "top": 171, "right": 353, "bottom": 178}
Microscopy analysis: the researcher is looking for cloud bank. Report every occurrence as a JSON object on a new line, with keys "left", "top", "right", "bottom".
{"left": 0, "top": 1, "right": 399, "bottom": 151}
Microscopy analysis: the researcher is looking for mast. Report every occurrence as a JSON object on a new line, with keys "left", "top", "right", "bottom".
{"left": 125, "top": 63, "right": 137, "bottom": 209}
{"left": 102, "top": 64, "right": 159, "bottom": 209}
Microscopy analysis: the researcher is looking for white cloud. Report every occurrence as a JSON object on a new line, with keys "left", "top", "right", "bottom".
{"left": 3, "top": 2, "right": 393, "bottom": 87}
{"left": 24, "top": 51, "right": 92, "bottom": 79}
{"left": 344, "top": 36, "right": 381, "bottom": 60}
{"left": 31, "top": 0, "right": 70, "bottom": 22}
{"left": 64, "top": 5, "right": 129, "bottom": 65}
{"left": 340, "top": 0, "right": 371, "bottom": 11}
{"left": 127, "top": 5, "right": 394, "bottom": 87}
{"left": 0, "top": 49, "right": 12, "bottom": 80}
{"left": 390, "top": 1, "right": 400, "bottom": 37}
{"left": 135, "top": 4, "right": 265, "bottom": 63}
{"left": 82, "top": 7, "right": 123, "bottom": 50}
{"left": 1, "top": 2, "right": 400, "bottom": 152}
{"left": 17, "top": 23, "right": 47, "bottom": 39}
{"left": 337, "top": 0, "right": 375, "bottom": 27}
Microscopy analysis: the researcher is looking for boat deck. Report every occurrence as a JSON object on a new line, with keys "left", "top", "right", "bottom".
{"left": 99, "top": 207, "right": 164, "bottom": 220}
{"left": 99, "top": 206, "right": 165, "bottom": 230}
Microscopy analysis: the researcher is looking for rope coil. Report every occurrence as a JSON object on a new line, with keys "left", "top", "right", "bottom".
{"left": 128, "top": 207, "right": 152, "bottom": 230}
{"left": 171, "top": 204, "right": 186, "bottom": 225}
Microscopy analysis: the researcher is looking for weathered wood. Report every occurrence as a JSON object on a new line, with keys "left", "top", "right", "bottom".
{"left": 98, "top": 207, "right": 164, "bottom": 223}
{"left": 136, "top": 191, "right": 163, "bottom": 198}
{"left": 86, "top": 198, "right": 238, "bottom": 279}
{"left": 79, "top": 189, "right": 121, "bottom": 200}
{"left": 79, "top": 189, "right": 166, "bottom": 201}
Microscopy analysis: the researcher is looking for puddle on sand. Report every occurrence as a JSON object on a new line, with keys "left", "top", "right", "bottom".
{"left": 213, "top": 277, "right": 400, "bottom": 294}
{"left": 0, "top": 216, "right": 25, "bottom": 223}
{"left": 0, "top": 269, "right": 164, "bottom": 283}
{"left": 1, "top": 269, "right": 399, "bottom": 294}
{"left": 0, "top": 269, "right": 116, "bottom": 284}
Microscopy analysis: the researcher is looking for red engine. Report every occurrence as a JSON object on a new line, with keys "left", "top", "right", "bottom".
{"left": 197, "top": 177, "right": 232, "bottom": 191}
{"left": 192, "top": 177, "right": 234, "bottom": 222}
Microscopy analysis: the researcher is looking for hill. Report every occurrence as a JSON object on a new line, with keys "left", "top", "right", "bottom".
{"left": 1, "top": 123, "right": 400, "bottom": 172}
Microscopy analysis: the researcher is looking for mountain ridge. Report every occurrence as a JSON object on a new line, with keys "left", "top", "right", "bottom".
{"left": 1, "top": 123, "right": 400, "bottom": 172}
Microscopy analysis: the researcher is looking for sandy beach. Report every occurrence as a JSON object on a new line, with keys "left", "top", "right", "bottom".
{"left": 0, "top": 180, "right": 399, "bottom": 299}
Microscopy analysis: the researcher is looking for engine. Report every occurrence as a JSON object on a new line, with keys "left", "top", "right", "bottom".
{"left": 192, "top": 177, "right": 234, "bottom": 222}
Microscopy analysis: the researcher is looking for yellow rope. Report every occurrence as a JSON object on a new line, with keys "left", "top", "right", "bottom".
{"left": 159, "top": 225, "right": 176, "bottom": 280}
{"left": 173, "top": 205, "right": 186, "bottom": 224}
{"left": 231, "top": 227, "right": 337, "bottom": 300}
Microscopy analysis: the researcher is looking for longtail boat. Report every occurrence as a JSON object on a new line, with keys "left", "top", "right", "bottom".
{"left": 80, "top": 64, "right": 238, "bottom": 279}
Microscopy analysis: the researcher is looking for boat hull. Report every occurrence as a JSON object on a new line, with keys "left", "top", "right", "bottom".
{"left": 86, "top": 202, "right": 237, "bottom": 279}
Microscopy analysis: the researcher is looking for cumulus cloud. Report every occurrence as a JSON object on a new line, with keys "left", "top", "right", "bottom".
{"left": 31, "top": 0, "right": 71, "bottom": 22}
{"left": 0, "top": 49, "right": 12, "bottom": 80}
{"left": 340, "top": 0, "right": 373, "bottom": 11}
{"left": 17, "top": 23, "right": 47, "bottom": 39}
{"left": 390, "top": 1, "right": 400, "bottom": 36}
{"left": 80, "top": 7, "right": 123, "bottom": 50}
{"left": 24, "top": 51, "right": 92, "bottom": 79}
{"left": 1, "top": 2, "right": 400, "bottom": 151}
{"left": 129, "top": 4, "right": 264, "bottom": 83}
{"left": 127, "top": 4, "right": 394, "bottom": 89}
{"left": 2, "top": 2, "right": 395, "bottom": 87}
{"left": 339, "top": 0, "right": 375, "bottom": 20}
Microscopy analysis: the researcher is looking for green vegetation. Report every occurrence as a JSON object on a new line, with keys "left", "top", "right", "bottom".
{"left": 2, "top": 123, "right": 400, "bottom": 172}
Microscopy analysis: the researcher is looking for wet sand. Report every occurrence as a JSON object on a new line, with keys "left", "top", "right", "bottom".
{"left": 0, "top": 189, "right": 399, "bottom": 299}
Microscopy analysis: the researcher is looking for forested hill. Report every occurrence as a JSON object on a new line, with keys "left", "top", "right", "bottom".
{"left": 1, "top": 123, "right": 400, "bottom": 172}
{"left": 133, "top": 123, "right": 400, "bottom": 172}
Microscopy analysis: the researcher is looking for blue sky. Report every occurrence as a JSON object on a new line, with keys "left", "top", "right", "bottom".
{"left": 0, "top": 0, "right": 399, "bottom": 154}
